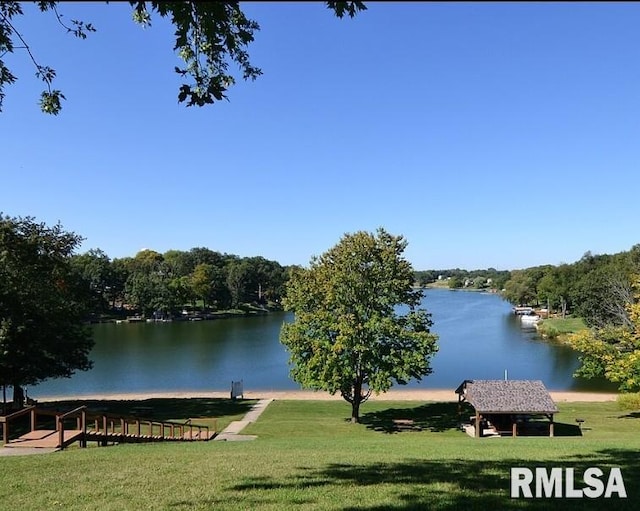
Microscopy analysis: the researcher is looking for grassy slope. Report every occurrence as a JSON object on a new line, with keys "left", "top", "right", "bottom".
{"left": 1, "top": 400, "right": 639, "bottom": 510}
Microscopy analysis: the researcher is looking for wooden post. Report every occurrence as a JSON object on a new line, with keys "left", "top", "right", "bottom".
{"left": 550, "top": 415, "right": 554, "bottom": 437}
{"left": 102, "top": 416, "right": 108, "bottom": 446}
{"left": 81, "top": 410, "right": 87, "bottom": 448}
{"left": 57, "top": 416, "right": 64, "bottom": 450}
{"left": 512, "top": 421, "right": 517, "bottom": 437}
{"left": 475, "top": 411, "right": 481, "bottom": 438}
{"left": 30, "top": 408, "right": 36, "bottom": 431}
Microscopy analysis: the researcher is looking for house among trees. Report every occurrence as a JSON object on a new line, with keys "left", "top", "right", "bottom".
{"left": 455, "top": 379, "right": 559, "bottom": 438}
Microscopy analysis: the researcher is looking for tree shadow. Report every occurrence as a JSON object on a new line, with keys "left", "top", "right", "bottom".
{"left": 358, "top": 402, "right": 583, "bottom": 437}
{"left": 618, "top": 412, "right": 640, "bottom": 419}
{"left": 359, "top": 402, "right": 464, "bottom": 433}
{"left": 230, "top": 448, "right": 639, "bottom": 510}
{"left": 515, "top": 421, "right": 582, "bottom": 437}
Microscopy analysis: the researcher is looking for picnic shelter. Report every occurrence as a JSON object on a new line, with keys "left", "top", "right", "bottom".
{"left": 455, "top": 379, "right": 559, "bottom": 438}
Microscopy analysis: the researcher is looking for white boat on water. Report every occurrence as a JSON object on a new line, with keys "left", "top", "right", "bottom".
{"left": 520, "top": 314, "right": 541, "bottom": 325}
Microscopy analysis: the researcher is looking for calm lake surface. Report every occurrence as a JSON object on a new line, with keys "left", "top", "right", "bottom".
{"left": 33, "top": 289, "right": 615, "bottom": 397}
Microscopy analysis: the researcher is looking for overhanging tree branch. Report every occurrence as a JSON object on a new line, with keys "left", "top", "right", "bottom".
{"left": 0, "top": 1, "right": 366, "bottom": 114}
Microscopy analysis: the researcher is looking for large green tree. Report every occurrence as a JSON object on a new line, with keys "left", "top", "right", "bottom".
{"left": 280, "top": 228, "right": 439, "bottom": 423}
{"left": 536, "top": 264, "right": 574, "bottom": 317}
{"left": 226, "top": 259, "right": 251, "bottom": 307}
{"left": 0, "top": 215, "right": 94, "bottom": 406}
{"left": 0, "top": 1, "right": 366, "bottom": 114}
{"left": 191, "top": 263, "right": 216, "bottom": 310}
{"left": 70, "top": 248, "right": 113, "bottom": 313}
{"left": 123, "top": 250, "right": 177, "bottom": 317}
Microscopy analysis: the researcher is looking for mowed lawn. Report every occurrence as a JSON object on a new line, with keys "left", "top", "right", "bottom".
{"left": 1, "top": 399, "right": 639, "bottom": 510}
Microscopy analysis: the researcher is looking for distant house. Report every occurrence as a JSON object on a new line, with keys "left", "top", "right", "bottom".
{"left": 455, "top": 379, "right": 559, "bottom": 438}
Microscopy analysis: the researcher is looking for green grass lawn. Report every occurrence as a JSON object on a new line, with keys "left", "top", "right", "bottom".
{"left": 538, "top": 317, "right": 587, "bottom": 334}
{"left": 1, "top": 399, "right": 639, "bottom": 510}
{"left": 537, "top": 317, "right": 588, "bottom": 343}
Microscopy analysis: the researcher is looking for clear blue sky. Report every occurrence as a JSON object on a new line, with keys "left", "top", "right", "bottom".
{"left": 2, "top": 2, "right": 639, "bottom": 271}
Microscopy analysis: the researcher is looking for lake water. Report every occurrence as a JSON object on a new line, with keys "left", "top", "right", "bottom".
{"left": 32, "top": 289, "right": 615, "bottom": 398}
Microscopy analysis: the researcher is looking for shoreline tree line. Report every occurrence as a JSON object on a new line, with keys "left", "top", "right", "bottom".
{"left": 499, "top": 246, "right": 640, "bottom": 327}
{"left": 71, "top": 247, "right": 292, "bottom": 320}
{"left": 497, "top": 245, "right": 640, "bottom": 394}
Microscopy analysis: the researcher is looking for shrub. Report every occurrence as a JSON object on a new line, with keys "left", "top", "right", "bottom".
{"left": 617, "top": 392, "right": 640, "bottom": 411}
{"left": 538, "top": 322, "right": 559, "bottom": 340}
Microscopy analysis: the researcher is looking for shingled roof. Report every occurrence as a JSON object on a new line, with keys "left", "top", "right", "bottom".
{"left": 455, "top": 380, "right": 559, "bottom": 414}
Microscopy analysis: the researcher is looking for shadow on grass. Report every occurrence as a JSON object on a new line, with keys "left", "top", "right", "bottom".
{"left": 618, "top": 412, "right": 640, "bottom": 419}
{"left": 36, "top": 398, "right": 256, "bottom": 421}
{"left": 359, "top": 402, "right": 582, "bottom": 437}
{"left": 359, "top": 402, "right": 464, "bottom": 433}
{"left": 230, "top": 448, "right": 639, "bottom": 510}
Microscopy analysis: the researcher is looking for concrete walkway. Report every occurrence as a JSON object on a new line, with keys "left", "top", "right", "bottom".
{"left": 214, "top": 398, "right": 273, "bottom": 442}
{"left": 0, "top": 447, "right": 58, "bottom": 456}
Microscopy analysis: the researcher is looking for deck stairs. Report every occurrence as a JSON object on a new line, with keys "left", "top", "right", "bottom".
{"left": 1, "top": 405, "right": 217, "bottom": 451}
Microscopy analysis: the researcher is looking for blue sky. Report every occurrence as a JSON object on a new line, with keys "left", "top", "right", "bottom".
{"left": 1, "top": 2, "right": 639, "bottom": 271}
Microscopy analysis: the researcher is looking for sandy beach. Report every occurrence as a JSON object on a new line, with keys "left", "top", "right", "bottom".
{"left": 35, "top": 389, "right": 620, "bottom": 403}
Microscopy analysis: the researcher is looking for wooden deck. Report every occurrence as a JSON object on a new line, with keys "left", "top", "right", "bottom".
{"left": 3, "top": 428, "right": 217, "bottom": 450}
{"left": 2, "top": 405, "right": 218, "bottom": 451}
{"left": 4, "top": 429, "right": 84, "bottom": 449}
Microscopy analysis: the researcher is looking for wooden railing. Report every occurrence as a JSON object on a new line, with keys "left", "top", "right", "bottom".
{"left": 57, "top": 407, "right": 216, "bottom": 448}
{"left": 0, "top": 405, "right": 37, "bottom": 444}
{"left": 2, "top": 406, "right": 217, "bottom": 449}
{"left": 56, "top": 405, "right": 88, "bottom": 449}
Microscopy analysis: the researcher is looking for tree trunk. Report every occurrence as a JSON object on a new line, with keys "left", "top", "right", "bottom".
{"left": 351, "top": 379, "right": 362, "bottom": 423}
{"left": 351, "top": 398, "right": 361, "bottom": 423}
{"left": 12, "top": 384, "right": 24, "bottom": 409}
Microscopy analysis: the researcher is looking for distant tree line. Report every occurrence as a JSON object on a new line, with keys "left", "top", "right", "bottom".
{"left": 500, "top": 245, "right": 640, "bottom": 327}
{"left": 70, "top": 247, "right": 291, "bottom": 319}
{"left": 414, "top": 268, "right": 511, "bottom": 292}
